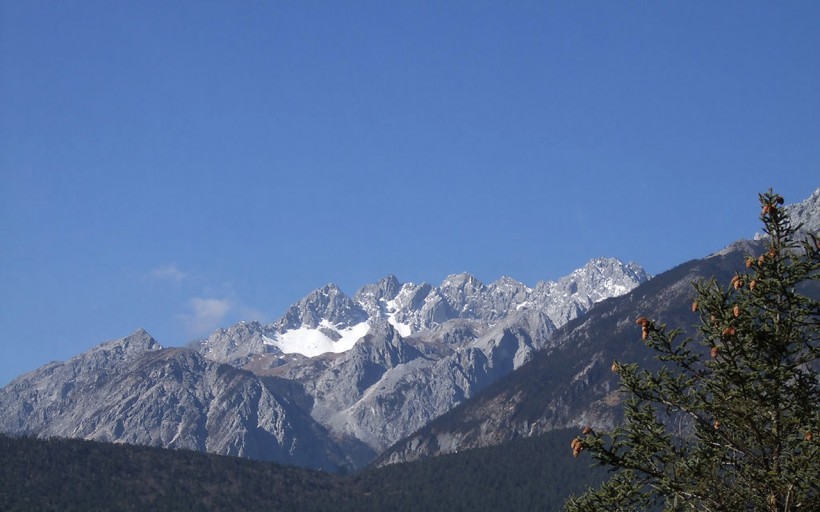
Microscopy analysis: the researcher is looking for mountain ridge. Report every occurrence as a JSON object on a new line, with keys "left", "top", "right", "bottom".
{"left": 197, "top": 256, "right": 650, "bottom": 366}
{"left": 1, "top": 187, "right": 815, "bottom": 471}
{"left": 0, "top": 257, "right": 649, "bottom": 469}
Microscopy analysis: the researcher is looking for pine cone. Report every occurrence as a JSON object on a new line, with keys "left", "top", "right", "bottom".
{"left": 571, "top": 437, "right": 584, "bottom": 457}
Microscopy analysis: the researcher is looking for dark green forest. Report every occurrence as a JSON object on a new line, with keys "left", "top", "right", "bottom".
{"left": 0, "top": 429, "right": 604, "bottom": 511}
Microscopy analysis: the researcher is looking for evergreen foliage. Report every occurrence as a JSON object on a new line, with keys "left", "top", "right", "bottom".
{"left": 566, "top": 190, "right": 820, "bottom": 511}
{"left": 0, "top": 428, "right": 603, "bottom": 511}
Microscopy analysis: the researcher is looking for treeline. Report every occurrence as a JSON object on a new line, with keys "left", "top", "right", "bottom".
{"left": 0, "top": 429, "right": 604, "bottom": 511}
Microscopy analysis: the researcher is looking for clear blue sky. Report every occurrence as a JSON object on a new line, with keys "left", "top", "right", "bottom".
{"left": 1, "top": 2, "right": 818, "bottom": 385}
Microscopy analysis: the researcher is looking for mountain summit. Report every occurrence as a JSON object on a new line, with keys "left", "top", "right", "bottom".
{"left": 197, "top": 257, "right": 649, "bottom": 365}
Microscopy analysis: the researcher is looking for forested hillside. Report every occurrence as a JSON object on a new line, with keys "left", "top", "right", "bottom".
{"left": 0, "top": 430, "right": 603, "bottom": 511}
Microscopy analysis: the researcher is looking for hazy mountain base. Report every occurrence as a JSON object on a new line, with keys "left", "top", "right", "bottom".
{"left": 0, "top": 428, "right": 604, "bottom": 512}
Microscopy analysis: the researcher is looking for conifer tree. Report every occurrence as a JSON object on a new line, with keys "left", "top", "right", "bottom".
{"left": 566, "top": 190, "right": 820, "bottom": 511}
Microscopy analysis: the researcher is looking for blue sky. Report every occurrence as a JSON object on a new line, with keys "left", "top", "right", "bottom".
{"left": 1, "top": 2, "right": 818, "bottom": 385}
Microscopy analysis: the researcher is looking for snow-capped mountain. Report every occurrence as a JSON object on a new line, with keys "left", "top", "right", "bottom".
{"left": 0, "top": 256, "right": 648, "bottom": 469}
{"left": 189, "top": 257, "right": 650, "bottom": 455}
{"left": 197, "top": 257, "right": 649, "bottom": 367}
{"left": 0, "top": 189, "right": 815, "bottom": 472}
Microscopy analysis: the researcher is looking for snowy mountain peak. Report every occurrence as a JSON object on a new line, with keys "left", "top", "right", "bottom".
{"left": 200, "top": 257, "right": 650, "bottom": 362}
{"left": 355, "top": 275, "right": 401, "bottom": 301}
{"left": 274, "top": 283, "right": 368, "bottom": 331}
{"left": 265, "top": 320, "right": 371, "bottom": 358}
{"left": 354, "top": 275, "right": 402, "bottom": 319}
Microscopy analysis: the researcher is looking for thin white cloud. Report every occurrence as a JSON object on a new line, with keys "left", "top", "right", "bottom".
{"left": 147, "top": 264, "right": 188, "bottom": 283}
{"left": 179, "top": 297, "right": 232, "bottom": 337}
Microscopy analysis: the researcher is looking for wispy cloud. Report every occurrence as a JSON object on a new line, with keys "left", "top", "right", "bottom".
{"left": 179, "top": 297, "right": 232, "bottom": 337}
{"left": 147, "top": 264, "right": 188, "bottom": 283}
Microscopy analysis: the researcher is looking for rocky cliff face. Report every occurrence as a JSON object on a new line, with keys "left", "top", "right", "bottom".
{"left": 0, "top": 330, "right": 361, "bottom": 470}
{"left": 197, "top": 257, "right": 649, "bottom": 362}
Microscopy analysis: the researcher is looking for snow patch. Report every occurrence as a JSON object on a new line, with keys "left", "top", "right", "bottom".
{"left": 388, "top": 317, "right": 413, "bottom": 337}
{"left": 384, "top": 298, "right": 413, "bottom": 337}
{"left": 264, "top": 320, "right": 371, "bottom": 358}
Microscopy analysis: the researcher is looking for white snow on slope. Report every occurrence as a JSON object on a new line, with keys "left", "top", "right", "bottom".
{"left": 383, "top": 299, "right": 413, "bottom": 337}
{"left": 264, "top": 320, "right": 371, "bottom": 358}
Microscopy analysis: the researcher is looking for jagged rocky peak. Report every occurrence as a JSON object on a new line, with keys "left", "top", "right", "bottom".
{"left": 528, "top": 257, "right": 650, "bottom": 328}
{"left": 387, "top": 282, "right": 440, "bottom": 332}
{"left": 109, "top": 328, "right": 162, "bottom": 353}
{"left": 242, "top": 258, "right": 650, "bottom": 359}
{"left": 196, "top": 321, "right": 278, "bottom": 366}
{"left": 439, "top": 272, "right": 485, "bottom": 315}
{"left": 556, "top": 257, "right": 649, "bottom": 298}
{"left": 355, "top": 274, "right": 402, "bottom": 302}
{"left": 354, "top": 321, "right": 423, "bottom": 369}
{"left": 579, "top": 256, "right": 648, "bottom": 278}
{"left": 439, "top": 272, "right": 484, "bottom": 293}
{"left": 489, "top": 275, "right": 529, "bottom": 291}
{"left": 583, "top": 257, "right": 649, "bottom": 292}
{"left": 354, "top": 275, "right": 402, "bottom": 318}
{"left": 261, "top": 284, "right": 372, "bottom": 358}
{"left": 81, "top": 329, "right": 163, "bottom": 364}
{"left": 487, "top": 276, "right": 530, "bottom": 303}
{"left": 786, "top": 187, "right": 820, "bottom": 235}
{"left": 273, "top": 283, "right": 368, "bottom": 331}
{"left": 393, "top": 281, "right": 433, "bottom": 310}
